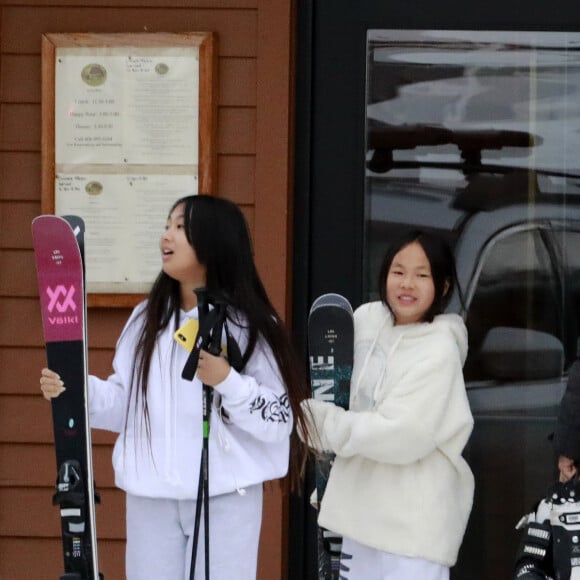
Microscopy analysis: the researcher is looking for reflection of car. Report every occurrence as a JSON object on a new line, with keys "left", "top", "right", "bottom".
{"left": 362, "top": 29, "right": 580, "bottom": 577}
{"left": 452, "top": 210, "right": 579, "bottom": 579}
{"left": 364, "top": 125, "right": 580, "bottom": 578}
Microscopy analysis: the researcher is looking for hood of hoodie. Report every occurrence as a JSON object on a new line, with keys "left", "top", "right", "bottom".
{"left": 350, "top": 302, "right": 468, "bottom": 410}
{"left": 427, "top": 313, "right": 468, "bottom": 365}
{"left": 362, "top": 302, "right": 467, "bottom": 363}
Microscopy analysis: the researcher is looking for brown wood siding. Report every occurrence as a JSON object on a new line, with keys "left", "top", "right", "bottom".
{"left": 0, "top": 1, "right": 294, "bottom": 578}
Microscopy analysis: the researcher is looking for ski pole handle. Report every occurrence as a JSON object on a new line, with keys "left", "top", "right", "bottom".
{"left": 194, "top": 287, "right": 209, "bottom": 318}
{"left": 207, "top": 302, "right": 227, "bottom": 356}
{"left": 181, "top": 288, "right": 210, "bottom": 381}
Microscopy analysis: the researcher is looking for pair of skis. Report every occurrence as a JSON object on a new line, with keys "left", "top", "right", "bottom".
{"left": 308, "top": 294, "right": 354, "bottom": 580}
{"left": 32, "top": 216, "right": 102, "bottom": 580}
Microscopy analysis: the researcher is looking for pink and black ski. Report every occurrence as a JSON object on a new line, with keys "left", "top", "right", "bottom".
{"left": 32, "top": 215, "right": 102, "bottom": 580}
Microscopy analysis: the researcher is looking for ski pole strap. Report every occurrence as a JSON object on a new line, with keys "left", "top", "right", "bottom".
{"left": 224, "top": 320, "right": 244, "bottom": 371}
{"left": 181, "top": 310, "right": 216, "bottom": 381}
{"left": 181, "top": 302, "right": 231, "bottom": 380}
{"left": 208, "top": 302, "right": 228, "bottom": 355}
{"left": 181, "top": 307, "right": 221, "bottom": 381}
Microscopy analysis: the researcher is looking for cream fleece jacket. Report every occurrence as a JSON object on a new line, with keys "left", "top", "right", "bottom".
{"left": 302, "top": 301, "right": 474, "bottom": 566}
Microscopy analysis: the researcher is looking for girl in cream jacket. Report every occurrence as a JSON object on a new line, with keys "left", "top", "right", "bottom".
{"left": 302, "top": 231, "right": 474, "bottom": 580}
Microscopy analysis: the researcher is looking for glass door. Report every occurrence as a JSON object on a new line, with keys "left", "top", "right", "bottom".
{"left": 293, "top": 4, "right": 580, "bottom": 579}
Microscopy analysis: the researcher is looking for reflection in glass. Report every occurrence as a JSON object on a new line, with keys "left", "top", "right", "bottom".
{"left": 364, "top": 30, "right": 580, "bottom": 579}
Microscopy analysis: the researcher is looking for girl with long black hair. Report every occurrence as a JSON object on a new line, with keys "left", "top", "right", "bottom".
{"left": 40, "top": 194, "right": 311, "bottom": 579}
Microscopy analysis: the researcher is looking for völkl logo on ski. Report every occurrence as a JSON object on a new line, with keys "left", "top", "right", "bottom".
{"left": 47, "top": 284, "right": 77, "bottom": 313}
{"left": 45, "top": 284, "right": 80, "bottom": 327}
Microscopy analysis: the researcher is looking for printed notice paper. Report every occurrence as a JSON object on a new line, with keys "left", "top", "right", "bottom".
{"left": 55, "top": 173, "right": 198, "bottom": 293}
{"left": 52, "top": 44, "right": 202, "bottom": 294}
{"left": 55, "top": 51, "right": 199, "bottom": 166}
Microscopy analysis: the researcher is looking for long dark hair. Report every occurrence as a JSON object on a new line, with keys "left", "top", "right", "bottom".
{"left": 378, "top": 230, "right": 463, "bottom": 322}
{"left": 130, "top": 194, "right": 311, "bottom": 490}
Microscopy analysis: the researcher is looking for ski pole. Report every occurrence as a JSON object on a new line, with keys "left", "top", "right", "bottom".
{"left": 188, "top": 290, "right": 227, "bottom": 580}
{"left": 189, "top": 288, "right": 210, "bottom": 580}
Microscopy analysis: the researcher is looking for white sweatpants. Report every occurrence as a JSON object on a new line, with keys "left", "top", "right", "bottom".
{"left": 340, "top": 536, "right": 449, "bottom": 580}
{"left": 125, "top": 484, "right": 263, "bottom": 580}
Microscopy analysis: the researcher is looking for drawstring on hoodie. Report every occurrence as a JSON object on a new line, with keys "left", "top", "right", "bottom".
{"left": 163, "top": 327, "right": 184, "bottom": 486}
{"left": 352, "top": 309, "right": 403, "bottom": 409}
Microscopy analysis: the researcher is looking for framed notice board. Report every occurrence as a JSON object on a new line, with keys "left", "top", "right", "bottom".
{"left": 41, "top": 32, "right": 217, "bottom": 307}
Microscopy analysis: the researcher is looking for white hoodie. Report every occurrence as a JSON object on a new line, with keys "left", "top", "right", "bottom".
{"left": 88, "top": 302, "right": 292, "bottom": 499}
{"left": 302, "top": 301, "right": 474, "bottom": 567}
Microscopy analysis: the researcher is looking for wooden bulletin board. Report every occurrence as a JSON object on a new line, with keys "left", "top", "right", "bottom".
{"left": 41, "top": 32, "right": 217, "bottom": 307}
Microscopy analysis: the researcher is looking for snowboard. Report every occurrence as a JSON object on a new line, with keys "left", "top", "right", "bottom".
{"left": 32, "top": 215, "right": 103, "bottom": 580}
{"left": 308, "top": 293, "right": 354, "bottom": 580}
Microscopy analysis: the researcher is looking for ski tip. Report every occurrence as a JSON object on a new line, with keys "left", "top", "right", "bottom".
{"left": 32, "top": 215, "right": 86, "bottom": 246}
{"left": 309, "top": 293, "right": 353, "bottom": 315}
{"left": 32, "top": 215, "right": 62, "bottom": 240}
{"left": 32, "top": 214, "right": 85, "bottom": 228}
{"left": 32, "top": 214, "right": 57, "bottom": 226}
{"left": 62, "top": 215, "right": 86, "bottom": 234}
